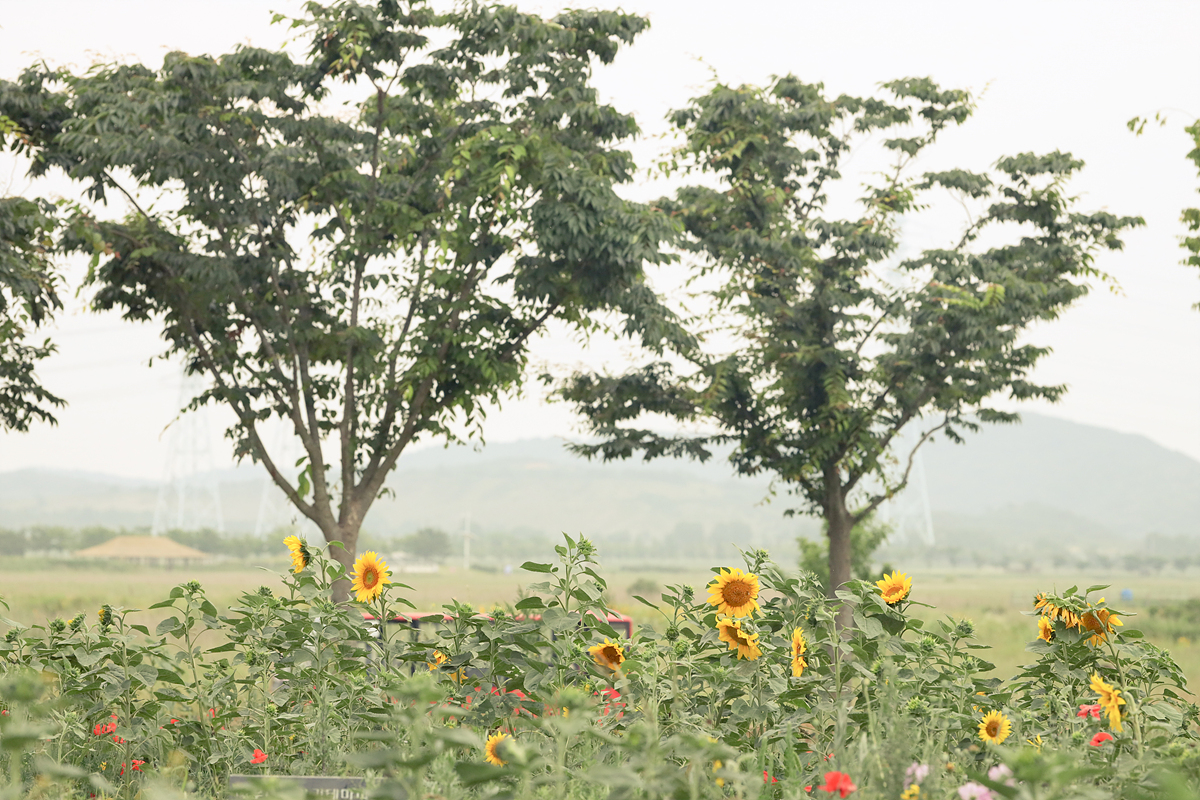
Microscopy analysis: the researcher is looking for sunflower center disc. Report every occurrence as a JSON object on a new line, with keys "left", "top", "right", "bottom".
{"left": 724, "top": 581, "right": 750, "bottom": 606}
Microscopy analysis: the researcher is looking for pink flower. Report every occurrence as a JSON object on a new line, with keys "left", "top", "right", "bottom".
{"left": 1077, "top": 704, "right": 1102, "bottom": 719}
{"left": 906, "top": 762, "right": 930, "bottom": 783}
{"left": 1090, "top": 731, "right": 1115, "bottom": 746}
{"left": 958, "top": 782, "right": 993, "bottom": 800}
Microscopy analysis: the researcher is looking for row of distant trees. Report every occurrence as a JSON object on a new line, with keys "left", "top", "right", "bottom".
{"left": 1, "top": 1, "right": 1197, "bottom": 603}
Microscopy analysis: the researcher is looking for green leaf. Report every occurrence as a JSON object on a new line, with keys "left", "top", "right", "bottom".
{"left": 519, "top": 562, "right": 555, "bottom": 574}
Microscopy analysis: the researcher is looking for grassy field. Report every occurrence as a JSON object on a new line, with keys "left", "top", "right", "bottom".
{"left": 2, "top": 557, "right": 1197, "bottom": 693}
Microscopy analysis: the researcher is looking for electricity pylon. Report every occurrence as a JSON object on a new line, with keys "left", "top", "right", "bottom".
{"left": 151, "top": 370, "right": 225, "bottom": 535}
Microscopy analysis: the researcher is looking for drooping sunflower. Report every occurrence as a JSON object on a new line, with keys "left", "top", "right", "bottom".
{"left": 350, "top": 551, "right": 392, "bottom": 603}
{"left": 1090, "top": 672, "right": 1126, "bottom": 732}
{"left": 790, "top": 627, "right": 808, "bottom": 678}
{"left": 715, "top": 618, "right": 762, "bottom": 661}
{"left": 283, "top": 535, "right": 310, "bottom": 574}
{"left": 978, "top": 710, "right": 1012, "bottom": 744}
{"left": 484, "top": 731, "right": 509, "bottom": 766}
{"left": 875, "top": 571, "right": 912, "bottom": 605}
{"left": 588, "top": 638, "right": 626, "bottom": 671}
{"left": 706, "top": 568, "right": 761, "bottom": 617}
{"left": 1037, "top": 616, "right": 1055, "bottom": 643}
{"left": 1034, "top": 593, "right": 1080, "bottom": 629}
{"left": 1079, "top": 602, "right": 1123, "bottom": 646}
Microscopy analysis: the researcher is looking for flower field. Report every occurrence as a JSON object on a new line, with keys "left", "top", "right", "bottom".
{"left": 1, "top": 536, "right": 1198, "bottom": 799}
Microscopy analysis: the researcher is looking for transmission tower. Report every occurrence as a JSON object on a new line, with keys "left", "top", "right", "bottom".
{"left": 151, "top": 370, "right": 225, "bottom": 535}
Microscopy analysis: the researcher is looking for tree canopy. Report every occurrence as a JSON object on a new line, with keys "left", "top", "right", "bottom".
{"left": 0, "top": 0, "right": 686, "bottom": 595}
{"left": 558, "top": 76, "right": 1143, "bottom": 604}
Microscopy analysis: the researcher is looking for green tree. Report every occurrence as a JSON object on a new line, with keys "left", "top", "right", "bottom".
{"left": 397, "top": 526, "right": 450, "bottom": 561}
{"left": 558, "top": 76, "right": 1141, "bottom": 613}
{"left": 0, "top": 1, "right": 684, "bottom": 599}
{"left": 0, "top": 116, "right": 64, "bottom": 432}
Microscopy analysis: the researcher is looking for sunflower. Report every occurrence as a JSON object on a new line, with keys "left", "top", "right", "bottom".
{"left": 978, "top": 710, "right": 1012, "bottom": 744}
{"left": 428, "top": 650, "right": 449, "bottom": 671}
{"left": 1090, "top": 672, "right": 1126, "bottom": 732}
{"left": 1034, "top": 593, "right": 1082, "bottom": 629}
{"left": 1079, "top": 602, "right": 1122, "bottom": 646}
{"left": 1037, "top": 616, "right": 1054, "bottom": 643}
{"left": 875, "top": 571, "right": 912, "bottom": 605}
{"left": 588, "top": 638, "right": 626, "bottom": 671}
{"left": 350, "top": 551, "right": 392, "bottom": 603}
{"left": 790, "top": 627, "right": 808, "bottom": 678}
{"left": 715, "top": 618, "right": 762, "bottom": 661}
{"left": 283, "top": 535, "right": 310, "bottom": 573}
{"left": 706, "top": 568, "right": 761, "bottom": 617}
{"left": 484, "top": 731, "right": 509, "bottom": 766}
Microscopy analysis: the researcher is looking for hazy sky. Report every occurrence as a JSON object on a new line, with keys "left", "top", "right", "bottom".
{"left": 1, "top": 0, "right": 1198, "bottom": 481}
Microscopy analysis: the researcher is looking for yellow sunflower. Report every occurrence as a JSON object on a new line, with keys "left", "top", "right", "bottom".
{"left": 876, "top": 571, "right": 912, "bottom": 605}
{"left": 978, "top": 710, "right": 1012, "bottom": 744}
{"left": 1037, "top": 616, "right": 1054, "bottom": 642}
{"left": 283, "top": 535, "right": 309, "bottom": 573}
{"left": 706, "top": 568, "right": 761, "bottom": 617}
{"left": 1079, "top": 602, "right": 1122, "bottom": 646}
{"left": 588, "top": 638, "right": 626, "bottom": 671}
{"left": 350, "top": 551, "right": 392, "bottom": 603}
{"left": 715, "top": 618, "right": 762, "bottom": 661}
{"left": 790, "top": 627, "right": 808, "bottom": 678}
{"left": 428, "top": 650, "right": 449, "bottom": 671}
{"left": 484, "top": 731, "right": 509, "bottom": 766}
{"left": 1090, "top": 672, "right": 1126, "bottom": 732}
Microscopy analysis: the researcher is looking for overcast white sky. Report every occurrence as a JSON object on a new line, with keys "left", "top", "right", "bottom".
{"left": 1, "top": 0, "right": 1198, "bottom": 481}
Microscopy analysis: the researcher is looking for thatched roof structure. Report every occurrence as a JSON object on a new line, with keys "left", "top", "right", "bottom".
{"left": 76, "top": 535, "right": 211, "bottom": 564}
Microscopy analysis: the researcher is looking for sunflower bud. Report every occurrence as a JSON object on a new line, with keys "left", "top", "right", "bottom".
{"left": 97, "top": 605, "right": 114, "bottom": 629}
{"left": 68, "top": 615, "right": 85, "bottom": 633}
{"left": 954, "top": 619, "right": 976, "bottom": 639}
{"left": 49, "top": 618, "right": 66, "bottom": 634}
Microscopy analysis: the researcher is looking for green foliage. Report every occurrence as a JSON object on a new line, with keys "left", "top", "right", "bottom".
{"left": 0, "top": 194, "right": 63, "bottom": 432}
{"left": 799, "top": 515, "right": 893, "bottom": 594}
{"left": 558, "top": 74, "right": 1143, "bottom": 597}
{"left": 0, "top": 537, "right": 1197, "bottom": 799}
{"left": 0, "top": 1, "right": 684, "bottom": 581}
{"left": 397, "top": 527, "right": 450, "bottom": 561}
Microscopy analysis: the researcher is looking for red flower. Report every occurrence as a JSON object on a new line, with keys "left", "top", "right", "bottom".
{"left": 1090, "top": 731, "right": 1115, "bottom": 746}
{"left": 764, "top": 770, "right": 779, "bottom": 783}
{"left": 131, "top": 759, "right": 145, "bottom": 772}
{"left": 251, "top": 749, "right": 268, "bottom": 765}
{"left": 819, "top": 771, "right": 857, "bottom": 797}
{"left": 1077, "top": 704, "right": 1102, "bottom": 719}
{"left": 169, "top": 719, "right": 178, "bottom": 725}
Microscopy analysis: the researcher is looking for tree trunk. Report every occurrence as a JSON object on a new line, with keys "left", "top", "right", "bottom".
{"left": 326, "top": 525, "right": 360, "bottom": 604}
{"left": 824, "top": 467, "right": 853, "bottom": 629}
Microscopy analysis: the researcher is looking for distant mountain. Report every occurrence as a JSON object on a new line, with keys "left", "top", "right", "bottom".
{"left": 0, "top": 414, "right": 1197, "bottom": 545}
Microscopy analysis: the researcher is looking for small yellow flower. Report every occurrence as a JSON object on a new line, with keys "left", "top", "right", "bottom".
{"left": 1091, "top": 672, "right": 1126, "bottom": 732}
{"left": 484, "top": 731, "right": 509, "bottom": 766}
{"left": 790, "top": 627, "right": 808, "bottom": 678}
{"left": 283, "top": 535, "right": 310, "bottom": 573}
{"left": 713, "top": 759, "right": 724, "bottom": 787}
{"left": 588, "top": 639, "right": 626, "bottom": 671}
{"left": 1027, "top": 734, "right": 1043, "bottom": 751}
{"left": 706, "top": 568, "right": 761, "bottom": 617}
{"left": 901, "top": 784, "right": 921, "bottom": 800}
{"left": 350, "top": 551, "right": 392, "bottom": 603}
{"left": 715, "top": 618, "right": 762, "bottom": 660}
{"left": 978, "top": 710, "right": 1012, "bottom": 744}
{"left": 875, "top": 571, "right": 912, "bottom": 605}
